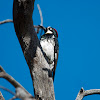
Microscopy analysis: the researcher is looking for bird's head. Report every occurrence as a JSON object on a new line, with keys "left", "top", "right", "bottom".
{"left": 39, "top": 25, "right": 58, "bottom": 38}
{"left": 45, "top": 26, "right": 58, "bottom": 38}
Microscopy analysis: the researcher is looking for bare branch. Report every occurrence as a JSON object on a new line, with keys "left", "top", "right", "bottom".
{"left": 0, "top": 86, "right": 15, "bottom": 96}
{"left": 0, "top": 18, "right": 43, "bottom": 34}
{"left": 37, "top": 4, "right": 43, "bottom": 26}
{"left": 35, "top": 4, "right": 44, "bottom": 33}
{"left": 0, "top": 19, "right": 13, "bottom": 24}
{"left": 76, "top": 87, "right": 100, "bottom": 100}
{"left": 0, "top": 66, "right": 6, "bottom": 73}
{"left": 0, "top": 19, "right": 42, "bottom": 33}
{"left": 0, "top": 66, "right": 34, "bottom": 100}
{"left": 0, "top": 4, "right": 43, "bottom": 34}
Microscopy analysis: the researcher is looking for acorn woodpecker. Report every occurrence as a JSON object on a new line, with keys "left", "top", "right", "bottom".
{"left": 40, "top": 26, "right": 59, "bottom": 81}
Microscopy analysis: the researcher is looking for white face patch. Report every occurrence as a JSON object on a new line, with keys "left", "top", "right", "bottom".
{"left": 45, "top": 30, "right": 53, "bottom": 34}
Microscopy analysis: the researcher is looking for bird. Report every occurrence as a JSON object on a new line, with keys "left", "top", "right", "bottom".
{"left": 40, "top": 26, "right": 59, "bottom": 81}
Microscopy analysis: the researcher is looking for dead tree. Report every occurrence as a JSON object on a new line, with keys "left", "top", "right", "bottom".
{"left": 0, "top": 0, "right": 55, "bottom": 100}
{"left": 1, "top": 0, "right": 100, "bottom": 100}
{"left": 13, "top": 0, "right": 55, "bottom": 99}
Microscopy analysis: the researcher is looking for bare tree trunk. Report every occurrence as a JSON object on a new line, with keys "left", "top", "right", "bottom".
{"left": 13, "top": 0, "right": 55, "bottom": 100}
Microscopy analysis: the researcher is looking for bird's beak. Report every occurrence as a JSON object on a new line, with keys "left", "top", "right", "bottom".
{"left": 39, "top": 25, "right": 46, "bottom": 32}
{"left": 45, "top": 30, "right": 52, "bottom": 34}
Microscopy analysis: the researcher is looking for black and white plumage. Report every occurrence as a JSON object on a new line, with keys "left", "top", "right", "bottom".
{"left": 40, "top": 26, "right": 59, "bottom": 81}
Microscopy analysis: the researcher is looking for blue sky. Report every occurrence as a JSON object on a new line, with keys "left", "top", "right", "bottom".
{"left": 0, "top": 0, "right": 100, "bottom": 100}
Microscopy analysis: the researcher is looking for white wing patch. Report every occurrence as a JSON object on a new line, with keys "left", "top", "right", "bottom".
{"left": 55, "top": 53, "right": 57, "bottom": 60}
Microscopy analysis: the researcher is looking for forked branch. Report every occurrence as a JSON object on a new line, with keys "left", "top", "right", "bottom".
{"left": 0, "top": 66, "right": 35, "bottom": 100}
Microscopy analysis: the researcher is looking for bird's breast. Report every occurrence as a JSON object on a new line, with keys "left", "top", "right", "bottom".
{"left": 40, "top": 39, "right": 55, "bottom": 62}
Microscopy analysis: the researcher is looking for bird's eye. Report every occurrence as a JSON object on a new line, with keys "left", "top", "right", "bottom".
{"left": 49, "top": 27, "right": 52, "bottom": 31}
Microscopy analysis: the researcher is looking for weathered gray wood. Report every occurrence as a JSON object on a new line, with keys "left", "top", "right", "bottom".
{"left": 0, "top": 92, "right": 5, "bottom": 100}
{"left": 13, "top": 0, "right": 55, "bottom": 100}
{"left": 0, "top": 66, "right": 33, "bottom": 99}
{"left": 76, "top": 88, "right": 100, "bottom": 100}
